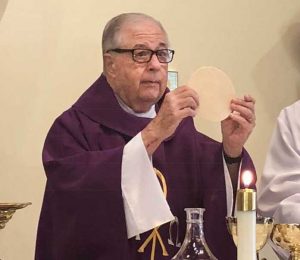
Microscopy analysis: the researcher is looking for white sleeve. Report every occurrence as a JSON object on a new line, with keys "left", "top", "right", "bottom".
{"left": 258, "top": 104, "right": 300, "bottom": 224}
{"left": 121, "top": 132, "right": 174, "bottom": 239}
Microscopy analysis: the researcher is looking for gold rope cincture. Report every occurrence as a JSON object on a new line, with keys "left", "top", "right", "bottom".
{"left": 137, "top": 168, "right": 169, "bottom": 259}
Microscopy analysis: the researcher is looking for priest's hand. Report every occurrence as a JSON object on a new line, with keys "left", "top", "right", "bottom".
{"left": 221, "top": 95, "right": 256, "bottom": 157}
{"left": 142, "top": 86, "right": 199, "bottom": 155}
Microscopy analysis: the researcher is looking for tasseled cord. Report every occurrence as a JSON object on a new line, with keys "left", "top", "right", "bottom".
{"left": 137, "top": 168, "right": 169, "bottom": 259}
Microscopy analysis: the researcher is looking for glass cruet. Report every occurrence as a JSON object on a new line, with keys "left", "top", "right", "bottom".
{"left": 172, "top": 208, "right": 218, "bottom": 260}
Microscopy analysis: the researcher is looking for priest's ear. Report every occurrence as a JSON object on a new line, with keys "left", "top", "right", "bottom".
{"left": 103, "top": 52, "right": 117, "bottom": 79}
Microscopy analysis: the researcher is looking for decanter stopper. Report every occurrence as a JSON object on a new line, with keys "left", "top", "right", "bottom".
{"left": 172, "top": 208, "right": 218, "bottom": 260}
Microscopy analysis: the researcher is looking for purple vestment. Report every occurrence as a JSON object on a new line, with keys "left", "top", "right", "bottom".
{"left": 36, "top": 74, "right": 256, "bottom": 260}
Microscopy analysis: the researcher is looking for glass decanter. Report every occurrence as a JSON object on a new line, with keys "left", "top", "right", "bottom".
{"left": 172, "top": 208, "right": 218, "bottom": 260}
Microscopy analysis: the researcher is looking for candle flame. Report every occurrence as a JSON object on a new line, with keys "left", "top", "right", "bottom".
{"left": 242, "top": 170, "right": 253, "bottom": 188}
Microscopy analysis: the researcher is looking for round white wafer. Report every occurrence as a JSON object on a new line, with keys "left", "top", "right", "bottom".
{"left": 188, "top": 66, "right": 236, "bottom": 122}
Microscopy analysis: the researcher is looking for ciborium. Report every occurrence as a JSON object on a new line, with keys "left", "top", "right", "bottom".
{"left": 270, "top": 224, "right": 300, "bottom": 260}
{"left": 226, "top": 216, "right": 274, "bottom": 260}
{"left": 0, "top": 202, "right": 31, "bottom": 229}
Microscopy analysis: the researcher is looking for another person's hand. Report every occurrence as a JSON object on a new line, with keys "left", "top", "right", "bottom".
{"left": 142, "top": 86, "right": 199, "bottom": 155}
{"left": 221, "top": 95, "right": 256, "bottom": 157}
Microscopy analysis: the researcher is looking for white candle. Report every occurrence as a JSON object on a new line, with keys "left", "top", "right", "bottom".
{"left": 237, "top": 170, "right": 256, "bottom": 260}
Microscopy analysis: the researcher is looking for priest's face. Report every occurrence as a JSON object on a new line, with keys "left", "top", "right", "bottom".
{"left": 105, "top": 20, "right": 169, "bottom": 113}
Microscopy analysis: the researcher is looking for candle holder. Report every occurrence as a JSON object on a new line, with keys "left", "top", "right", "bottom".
{"left": 270, "top": 224, "right": 300, "bottom": 260}
{"left": 226, "top": 216, "right": 274, "bottom": 260}
{"left": 0, "top": 202, "right": 31, "bottom": 229}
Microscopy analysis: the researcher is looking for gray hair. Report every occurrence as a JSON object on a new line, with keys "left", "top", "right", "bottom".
{"left": 101, "top": 13, "right": 168, "bottom": 54}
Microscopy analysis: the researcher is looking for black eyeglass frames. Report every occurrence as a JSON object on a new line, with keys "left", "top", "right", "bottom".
{"left": 107, "top": 48, "right": 175, "bottom": 63}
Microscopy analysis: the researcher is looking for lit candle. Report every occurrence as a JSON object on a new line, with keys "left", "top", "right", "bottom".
{"left": 237, "top": 170, "right": 256, "bottom": 260}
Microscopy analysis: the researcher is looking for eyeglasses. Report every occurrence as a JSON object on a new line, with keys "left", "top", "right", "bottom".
{"left": 107, "top": 48, "right": 175, "bottom": 63}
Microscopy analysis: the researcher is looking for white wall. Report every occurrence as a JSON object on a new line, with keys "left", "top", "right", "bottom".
{"left": 1, "top": 0, "right": 299, "bottom": 259}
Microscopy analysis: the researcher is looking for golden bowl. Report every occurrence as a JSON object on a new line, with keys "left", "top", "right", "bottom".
{"left": 226, "top": 216, "right": 274, "bottom": 252}
{"left": 0, "top": 202, "right": 31, "bottom": 229}
{"left": 270, "top": 224, "right": 300, "bottom": 260}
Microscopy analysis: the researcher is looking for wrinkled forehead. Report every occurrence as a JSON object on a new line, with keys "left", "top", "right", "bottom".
{"left": 117, "top": 19, "right": 169, "bottom": 48}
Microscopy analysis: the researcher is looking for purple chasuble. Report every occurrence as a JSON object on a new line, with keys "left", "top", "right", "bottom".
{"left": 36, "top": 74, "right": 256, "bottom": 260}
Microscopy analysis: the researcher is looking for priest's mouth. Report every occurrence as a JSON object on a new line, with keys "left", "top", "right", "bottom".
{"left": 141, "top": 80, "right": 161, "bottom": 87}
